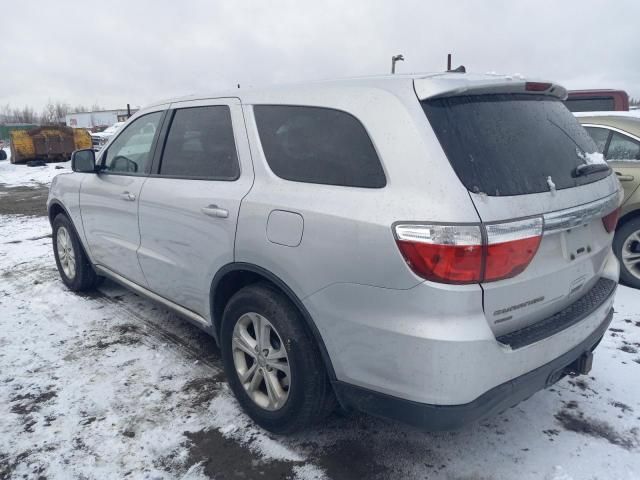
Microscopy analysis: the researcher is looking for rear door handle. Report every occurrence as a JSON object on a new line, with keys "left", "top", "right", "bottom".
{"left": 616, "top": 172, "right": 635, "bottom": 182}
{"left": 201, "top": 204, "right": 229, "bottom": 218}
{"left": 120, "top": 191, "right": 136, "bottom": 201}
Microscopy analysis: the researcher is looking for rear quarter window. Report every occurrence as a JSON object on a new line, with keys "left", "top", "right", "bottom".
{"left": 422, "top": 94, "right": 610, "bottom": 196}
{"left": 254, "top": 105, "right": 386, "bottom": 188}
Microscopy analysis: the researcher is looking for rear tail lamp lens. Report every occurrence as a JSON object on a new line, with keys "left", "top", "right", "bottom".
{"left": 602, "top": 208, "right": 619, "bottom": 233}
{"left": 394, "top": 217, "right": 543, "bottom": 284}
{"left": 395, "top": 225, "right": 483, "bottom": 284}
{"left": 484, "top": 218, "right": 543, "bottom": 281}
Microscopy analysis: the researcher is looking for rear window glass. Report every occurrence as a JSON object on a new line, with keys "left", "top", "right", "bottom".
{"left": 254, "top": 105, "right": 386, "bottom": 188}
{"left": 422, "top": 94, "right": 610, "bottom": 196}
{"left": 565, "top": 97, "right": 615, "bottom": 113}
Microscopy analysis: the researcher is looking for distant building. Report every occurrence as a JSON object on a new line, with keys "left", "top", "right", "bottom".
{"left": 65, "top": 109, "right": 137, "bottom": 129}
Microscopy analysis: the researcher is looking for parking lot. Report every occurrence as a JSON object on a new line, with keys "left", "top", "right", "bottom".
{"left": 0, "top": 157, "right": 639, "bottom": 479}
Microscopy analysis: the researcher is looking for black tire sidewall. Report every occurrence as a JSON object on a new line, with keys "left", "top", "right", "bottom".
{"left": 220, "top": 283, "right": 326, "bottom": 433}
{"left": 614, "top": 218, "right": 640, "bottom": 289}
{"left": 52, "top": 214, "right": 95, "bottom": 291}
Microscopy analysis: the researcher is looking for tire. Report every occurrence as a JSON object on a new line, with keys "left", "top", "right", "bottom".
{"left": 52, "top": 214, "right": 101, "bottom": 291}
{"left": 220, "top": 282, "right": 335, "bottom": 434}
{"left": 614, "top": 217, "right": 640, "bottom": 289}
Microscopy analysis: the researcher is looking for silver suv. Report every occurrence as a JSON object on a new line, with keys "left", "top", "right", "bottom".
{"left": 48, "top": 73, "right": 622, "bottom": 433}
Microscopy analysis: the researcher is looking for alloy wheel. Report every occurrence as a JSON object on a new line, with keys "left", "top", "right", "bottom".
{"left": 622, "top": 229, "right": 640, "bottom": 281}
{"left": 232, "top": 312, "right": 291, "bottom": 411}
{"left": 56, "top": 226, "right": 76, "bottom": 280}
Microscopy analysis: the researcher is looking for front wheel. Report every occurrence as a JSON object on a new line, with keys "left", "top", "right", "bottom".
{"left": 52, "top": 214, "right": 101, "bottom": 291}
{"left": 220, "top": 283, "right": 335, "bottom": 434}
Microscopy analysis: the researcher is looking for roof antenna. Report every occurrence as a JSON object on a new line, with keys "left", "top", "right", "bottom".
{"left": 446, "top": 53, "right": 466, "bottom": 73}
{"left": 237, "top": 84, "right": 240, "bottom": 89}
{"left": 391, "top": 54, "right": 404, "bottom": 74}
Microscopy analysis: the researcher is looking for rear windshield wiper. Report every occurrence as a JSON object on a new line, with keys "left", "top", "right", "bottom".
{"left": 573, "top": 163, "right": 610, "bottom": 177}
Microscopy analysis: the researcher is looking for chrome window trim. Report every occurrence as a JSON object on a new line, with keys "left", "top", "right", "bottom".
{"left": 581, "top": 123, "right": 640, "bottom": 144}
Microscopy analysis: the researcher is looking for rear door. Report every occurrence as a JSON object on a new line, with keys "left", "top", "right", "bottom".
{"left": 80, "top": 110, "right": 165, "bottom": 286}
{"left": 421, "top": 92, "right": 621, "bottom": 337}
{"left": 583, "top": 125, "right": 640, "bottom": 202}
{"left": 136, "top": 98, "right": 253, "bottom": 319}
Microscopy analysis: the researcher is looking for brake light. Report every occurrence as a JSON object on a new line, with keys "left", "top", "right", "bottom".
{"left": 525, "top": 82, "right": 552, "bottom": 92}
{"left": 602, "top": 208, "right": 619, "bottom": 233}
{"left": 484, "top": 218, "right": 543, "bottom": 281}
{"left": 394, "top": 218, "right": 543, "bottom": 284}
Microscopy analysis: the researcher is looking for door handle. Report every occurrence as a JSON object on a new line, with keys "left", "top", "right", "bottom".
{"left": 120, "top": 191, "right": 136, "bottom": 201}
{"left": 616, "top": 172, "right": 635, "bottom": 182}
{"left": 201, "top": 204, "right": 229, "bottom": 218}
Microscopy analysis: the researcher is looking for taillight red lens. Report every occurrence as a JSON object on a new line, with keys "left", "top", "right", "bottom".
{"left": 394, "top": 218, "right": 543, "bottom": 284}
{"left": 396, "top": 241, "right": 483, "bottom": 284}
{"left": 484, "top": 237, "right": 541, "bottom": 281}
{"left": 602, "top": 208, "right": 619, "bottom": 233}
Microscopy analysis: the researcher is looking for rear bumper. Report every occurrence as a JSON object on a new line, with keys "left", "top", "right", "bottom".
{"left": 333, "top": 307, "right": 613, "bottom": 430}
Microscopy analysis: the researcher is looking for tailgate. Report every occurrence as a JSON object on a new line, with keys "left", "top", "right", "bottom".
{"left": 471, "top": 184, "right": 619, "bottom": 337}
{"left": 420, "top": 87, "right": 621, "bottom": 337}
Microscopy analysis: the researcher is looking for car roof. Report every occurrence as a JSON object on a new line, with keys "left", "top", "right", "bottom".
{"left": 144, "top": 72, "right": 566, "bottom": 108}
{"left": 576, "top": 112, "right": 640, "bottom": 137}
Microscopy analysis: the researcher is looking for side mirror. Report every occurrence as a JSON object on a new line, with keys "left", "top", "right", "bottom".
{"left": 71, "top": 149, "right": 97, "bottom": 173}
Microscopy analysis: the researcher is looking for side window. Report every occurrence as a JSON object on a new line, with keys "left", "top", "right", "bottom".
{"left": 254, "top": 105, "right": 386, "bottom": 188}
{"left": 606, "top": 132, "right": 640, "bottom": 161}
{"left": 584, "top": 127, "right": 610, "bottom": 154}
{"left": 103, "top": 112, "right": 163, "bottom": 174}
{"left": 159, "top": 106, "right": 239, "bottom": 180}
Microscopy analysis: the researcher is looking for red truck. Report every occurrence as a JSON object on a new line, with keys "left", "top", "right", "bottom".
{"left": 565, "top": 89, "right": 629, "bottom": 112}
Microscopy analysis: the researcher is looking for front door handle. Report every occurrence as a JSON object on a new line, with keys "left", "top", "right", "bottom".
{"left": 616, "top": 172, "right": 635, "bottom": 182}
{"left": 120, "top": 191, "right": 136, "bottom": 201}
{"left": 201, "top": 204, "right": 229, "bottom": 218}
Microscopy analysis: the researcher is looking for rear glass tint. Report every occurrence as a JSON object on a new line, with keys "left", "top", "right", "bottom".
{"left": 422, "top": 94, "right": 610, "bottom": 196}
{"left": 565, "top": 97, "right": 615, "bottom": 112}
{"left": 254, "top": 105, "right": 386, "bottom": 188}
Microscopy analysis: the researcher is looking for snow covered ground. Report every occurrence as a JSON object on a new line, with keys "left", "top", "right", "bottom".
{"left": 1, "top": 169, "right": 640, "bottom": 479}
{"left": 0, "top": 147, "right": 71, "bottom": 188}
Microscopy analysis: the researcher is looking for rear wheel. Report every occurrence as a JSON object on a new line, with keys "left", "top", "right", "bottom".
{"left": 614, "top": 218, "right": 640, "bottom": 289}
{"left": 52, "top": 214, "right": 101, "bottom": 291}
{"left": 220, "top": 282, "right": 335, "bottom": 433}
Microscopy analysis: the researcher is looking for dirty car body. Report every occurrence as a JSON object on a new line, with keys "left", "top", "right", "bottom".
{"left": 48, "top": 73, "right": 622, "bottom": 432}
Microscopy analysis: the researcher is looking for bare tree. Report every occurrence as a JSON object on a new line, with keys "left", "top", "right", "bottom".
{"left": 41, "top": 101, "right": 57, "bottom": 124}
{"left": 0, "top": 103, "right": 12, "bottom": 123}
{"left": 54, "top": 102, "right": 70, "bottom": 124}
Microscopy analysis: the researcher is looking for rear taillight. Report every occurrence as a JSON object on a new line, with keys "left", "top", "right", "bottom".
{"left": 484, "top": 218, "right": 543, "bottom": 281}
{"left": 394, "top": 218, "right": 543, "bottom": 285}
{"left": 395, "top": 225, "right": 483, "bottom": 284}
{"left": 602, "top": 208, "right": 620, "bottom": 233}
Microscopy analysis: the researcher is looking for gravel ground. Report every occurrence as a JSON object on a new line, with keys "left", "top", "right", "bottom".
{"left": 1, "top": 161, "right": 639, "bottom": 480}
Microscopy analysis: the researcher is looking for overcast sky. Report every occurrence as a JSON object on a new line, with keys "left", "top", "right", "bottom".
{"left": 2, "top": 0, "right": 639, "bottom": 111}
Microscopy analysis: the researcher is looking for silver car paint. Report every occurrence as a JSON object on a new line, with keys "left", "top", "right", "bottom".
{"left": 48, "top": 73, "right": 620, "bottom": 408}
{"left": 136, "top": 98, "right": 254, "bottom": 320}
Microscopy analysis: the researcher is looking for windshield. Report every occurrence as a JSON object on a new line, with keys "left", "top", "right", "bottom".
{"left": 422, "top": 94, "right": 610, "bottom": 196}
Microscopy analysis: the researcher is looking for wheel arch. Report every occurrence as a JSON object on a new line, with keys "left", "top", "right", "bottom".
{"left": 48, "top": 199, "right": 68, "bottom": 226}
{"left": 48, "top": 200, "right": 93, "bottom": 263}
{"left": 617, "top": 207, "right": 640, "bottom": 230}
{"left": 210, "top": 262, "right": 337, "bottom": 380}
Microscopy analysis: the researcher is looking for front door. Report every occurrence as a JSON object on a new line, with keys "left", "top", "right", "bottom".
{"left": 80, "top": 110, "right": 165, "bottom": 286}
{"left": 137, "top": 99, "right": 253, "bottom": 319}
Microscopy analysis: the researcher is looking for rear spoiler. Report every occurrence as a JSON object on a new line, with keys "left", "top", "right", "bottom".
{"left": 414, "top": 74, "right": 567, "bottom": 101}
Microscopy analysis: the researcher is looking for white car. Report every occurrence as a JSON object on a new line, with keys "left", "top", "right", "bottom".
{"left": 91, "top": 122, "right": 125, "bottom": 151}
